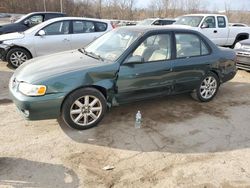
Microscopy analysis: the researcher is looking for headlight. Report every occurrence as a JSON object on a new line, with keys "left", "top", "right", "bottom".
{"left": 18, "top": 82, "right": 46, "bottom": 96}
{"left": 234, "top": 42, "right": 242, "bottom": 49}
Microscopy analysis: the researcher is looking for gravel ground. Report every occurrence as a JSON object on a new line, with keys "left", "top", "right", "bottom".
{"left": 0, "top": 60, "right": 250, "bottom": 187}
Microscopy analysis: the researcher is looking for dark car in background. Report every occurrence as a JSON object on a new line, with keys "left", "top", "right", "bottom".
{"left": 0, "top": 12, "right": 66, "bottom": 35}
{"left": 9, "top": 26, "right": 237, "bottom": 130}
{"left": 234, "top": 39, "right": 250, "bottom": 71}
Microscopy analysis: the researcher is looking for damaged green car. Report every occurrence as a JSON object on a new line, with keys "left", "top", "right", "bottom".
{"left": 9, "top": 26, "right": 237, "bottom": 130}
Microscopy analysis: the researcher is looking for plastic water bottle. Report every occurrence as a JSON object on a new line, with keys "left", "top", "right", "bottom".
{"left": 135, "top": 111, "right": 142, "bottom": 129}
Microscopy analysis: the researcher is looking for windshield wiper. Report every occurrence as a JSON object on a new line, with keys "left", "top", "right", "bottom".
{"left": 78, "top": 48, "right": 86, "bottom": 54}
{"left": 78, "top": 48, "right": 104, "bottom": 61}
{"left": 87, "top": 51, "right": 104, "bottom": 61}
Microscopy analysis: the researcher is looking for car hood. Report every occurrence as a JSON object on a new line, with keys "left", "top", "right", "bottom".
{"left": 0, "top": 32, "right": 24, "bottom": 41}
{"left": 14, "top": 50, "right": 104, "bottom": 83}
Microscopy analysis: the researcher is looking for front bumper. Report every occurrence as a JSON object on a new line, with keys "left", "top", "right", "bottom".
{"left": 236, "top": 51, "right": 250, "bottom": 71}
{"left": 0, "top": 43, "right": 10, "bottom": 61}
{"left": 9, "top": 77, "right": 66, "bottom": 120}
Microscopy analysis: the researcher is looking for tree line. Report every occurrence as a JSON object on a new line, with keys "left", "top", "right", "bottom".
{"left": 0, "top": 0, "right": 249, "bottom": 24}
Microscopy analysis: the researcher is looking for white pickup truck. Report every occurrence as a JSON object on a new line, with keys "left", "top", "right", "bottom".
{"left": 175, "top": 14, "right": 250, "bottom": 47}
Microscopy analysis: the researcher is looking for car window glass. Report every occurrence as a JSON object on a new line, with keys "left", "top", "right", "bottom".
{"left": 73, "top": 20, "right": 95, "bottom": 34}
{"left": 27, "top": 15, "right": 43, "bottom": 26}
{"left": 202, "top": 16, "right": 216, "bottom": 28}
{"left": 132, "top": 34, "right": 171, "bottom": 62}
{"left": 176, "top": 33, "right": 209, "bottom": 58}
{"left": 43, "top": 21, "right": 70, "bottom": 35}
{"left": 95, "top": 22, "right": 107, "bottom": 32}
{"left": 217, "top": 16, "right": 226, "bottom": 28}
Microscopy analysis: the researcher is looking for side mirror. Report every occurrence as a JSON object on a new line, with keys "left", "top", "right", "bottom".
{"left": 125, "top": 55, "right": 143, "bottom": 64}
{"left": 201, "top": 23, "right": 209, "bottom": 29}
{"left": 24, "top": 20, "right": 31, "bottom": 26}
{"left": 38, "top": 30, "right": 45, "bottom": 37}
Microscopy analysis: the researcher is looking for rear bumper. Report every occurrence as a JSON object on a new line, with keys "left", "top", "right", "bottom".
{"left": 236, "top": 51, "right": 250, "bottom": 71}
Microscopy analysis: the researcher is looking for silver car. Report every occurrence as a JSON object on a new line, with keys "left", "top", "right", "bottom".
{"left": 0, "top": 17, "right": 113, "bottom": 68}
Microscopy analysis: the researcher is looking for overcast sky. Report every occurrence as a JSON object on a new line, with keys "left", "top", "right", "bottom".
{"left": 136, "top": 0, "right": 250, "bottom": 11}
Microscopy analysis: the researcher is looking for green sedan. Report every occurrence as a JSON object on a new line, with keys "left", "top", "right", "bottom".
{"left": 9, "top": 26, "right": 237, "bottom": 130}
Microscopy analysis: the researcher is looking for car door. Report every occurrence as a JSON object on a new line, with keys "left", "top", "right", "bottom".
{"left": 215, "top": 16, "right": 229, "bottom": 46}
{"left": 172, "top": 32, "right": 212, "bottom": 92}
{"left": 34, "top": 20, "right": 71, "bottom": 57}
{"left": 116, "top": 33, "right": 175, "bottom": 103}
{"left": 70, "top": 20, "right": 102, "bottom": 49}
{"left": 199, "top": 16, "right": 218, "bottom": 44}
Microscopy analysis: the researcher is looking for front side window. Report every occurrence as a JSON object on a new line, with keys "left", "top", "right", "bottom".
{"left": 132, "top": 34, "right": 171, "bottom": 62}
{"left": 43, "top": 21, "right": 70, "bottom": 35}
{"left": 73, "top": 20, "right": 95, "bottom": 34}
{"left": 26, "top": 15, "right": 44, "bottom": 26}
{"left": 176, "top": 33, "right": 209, "bottom": 58}
{"left": 217, "top": 16, "right": 226, "bottom": 28}
{"left": 202, "top": 16, "right": 216, "bottom": 28}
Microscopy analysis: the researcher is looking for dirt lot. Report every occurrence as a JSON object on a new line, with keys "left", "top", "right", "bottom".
{"left": 1, "top": 61, "right": 250, "bottom": 188}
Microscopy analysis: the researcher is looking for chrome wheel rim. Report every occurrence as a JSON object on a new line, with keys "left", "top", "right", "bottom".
{"left": 200, "top": 76, "right": 217, "bottom": 99}
{"left": 70, "top": 95, "right": 102, "bottom": 126}
{"left": 10, "top": 51, "right": 28, "bottom": 67}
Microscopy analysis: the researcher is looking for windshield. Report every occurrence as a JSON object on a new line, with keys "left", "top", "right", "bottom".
{"left": 175, "top": 16, "right": 203, "bottom": 27}
{"left": 137, "top": 19, "right": 154, "bottom": 26}
{"left": 85, "top": 28, "right": 142, "bottom": 61}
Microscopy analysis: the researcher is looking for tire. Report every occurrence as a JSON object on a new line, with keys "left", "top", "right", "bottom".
{"left": 191, "top": 72, "right": 220, "bottom": 102}
{"left": 61, "top": 88, "right": 107, "bottom": 130}
{"left": 6, "top": 47, "right": 31, "bottom": 68}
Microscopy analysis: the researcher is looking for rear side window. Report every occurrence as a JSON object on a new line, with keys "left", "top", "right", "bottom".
{"left": 43, "top": 21, "right": 70, "bottom": 35}
{"left": 217, "top": 16, "right": 226, "bottom": 28}
{"left": 73, "top": 20, "right": 95, "bottom": 33}
{"left": 175, "top": 33, "right": 210, "bottom": 58}
{"left": 95, "top": 22, "right": 107, "bottom": 32}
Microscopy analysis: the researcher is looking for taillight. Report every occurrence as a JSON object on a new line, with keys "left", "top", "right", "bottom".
{"left": 111, "top": 22, "right": 116, "bottom": 29}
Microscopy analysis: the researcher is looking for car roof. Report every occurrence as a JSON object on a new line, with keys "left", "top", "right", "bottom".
{"left": 27, "top": 12, "right": 65, "bottom": 15}
{"left": 181, "top": 14, "right": 226, "bottom": 17}
{"left": 44, "top": 16, "right": 110, "bottom": 23}
{"left": 117, "top": 25, "right": 194, "bottom": 32}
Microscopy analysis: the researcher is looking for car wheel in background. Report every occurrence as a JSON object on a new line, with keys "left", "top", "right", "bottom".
{"left": 191, "top": 72, "right": 220, "bottom": 102}
{"left": 6, "top": 47, "right": 31, "bottom": 68}
{"left": 62, "top": 88, "right": 107, "bottom": 130}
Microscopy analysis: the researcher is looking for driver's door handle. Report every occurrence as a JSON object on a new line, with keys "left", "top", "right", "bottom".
{"left": 214, "top": 30, "right": 217, "bottom": 33}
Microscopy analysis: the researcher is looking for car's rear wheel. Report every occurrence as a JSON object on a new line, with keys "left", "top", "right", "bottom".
{"left": 191, "top": 72, "right": 220, "bottom": 102}
{"left": 6, "top": 47, "right": 31, "bottom": 68}
{"left": 62, "top": 88, "right": 107, "bottom": 130}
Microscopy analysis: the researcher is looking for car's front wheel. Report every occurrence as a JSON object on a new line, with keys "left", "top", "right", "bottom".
{"left": 62, "top": 88, "right": 107, "bottom": 130}
{"left": 6, "top": 47, "right": 31, "bottom": 68}
{"left": 191, "top": 72, "right": 220, "bottom": 102}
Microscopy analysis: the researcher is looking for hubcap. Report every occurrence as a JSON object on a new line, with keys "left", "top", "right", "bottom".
{"left": 10, "top": 51, "right": 28, "bottom": 67}
{"left": 70, "top": 95, "right": 102, "bottom": 126}
{"left": 200, "top": 76, "right": 217, "bottom": 99}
